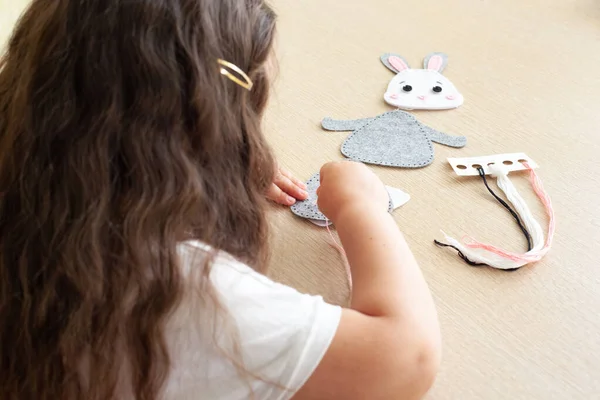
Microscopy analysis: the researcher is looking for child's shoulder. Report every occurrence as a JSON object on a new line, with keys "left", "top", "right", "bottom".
{"left": 177, "top": 240, "right": 277, "bottom": 290}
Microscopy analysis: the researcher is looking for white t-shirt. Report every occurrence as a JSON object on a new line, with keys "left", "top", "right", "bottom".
{"left": 162, "top": 241, "right": 342, "bottom": 400}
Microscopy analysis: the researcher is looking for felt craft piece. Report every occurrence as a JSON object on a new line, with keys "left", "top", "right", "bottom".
{"left": 322, "top": 109, "right": 467, "bottom": 168}
{"left": 380, "top": 52, "right": 464, "bottom": 111}
{"left": 290, "top": 173, "right": 408, "bottom": 224}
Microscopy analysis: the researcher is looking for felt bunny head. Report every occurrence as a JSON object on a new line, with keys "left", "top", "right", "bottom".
{"left": 381, "top": 52, "right": 464, "bottom": 111}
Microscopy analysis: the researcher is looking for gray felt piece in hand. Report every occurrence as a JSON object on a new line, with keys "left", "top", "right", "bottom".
{"left": 291, "top": 173, "right": 393, "bottom": 221}
{"left": 322, "top": 110, "right": 467, "bottom": 168}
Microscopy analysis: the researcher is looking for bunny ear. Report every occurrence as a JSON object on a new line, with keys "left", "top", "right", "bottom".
{"left": 381, "top": 53, "right": 410, "bottom": 74}
{"left": 423, "top": 52, "right": 448, "bottom": 73}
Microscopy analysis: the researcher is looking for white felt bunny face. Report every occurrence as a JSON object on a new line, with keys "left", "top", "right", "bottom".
{"left": 381, "top": 52, "right": 464, "bottom": 111}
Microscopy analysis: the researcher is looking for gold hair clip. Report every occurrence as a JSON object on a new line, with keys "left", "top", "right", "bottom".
{"left": 217, "top": 59, "right": 253, "bottom": 91}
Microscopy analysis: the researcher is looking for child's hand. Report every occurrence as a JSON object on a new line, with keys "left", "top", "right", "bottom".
{"left": 317, "top": 161, "right": 388, "bottom": 223}
{"left": 267, "top": 166, "right": 309, "bottom": 206}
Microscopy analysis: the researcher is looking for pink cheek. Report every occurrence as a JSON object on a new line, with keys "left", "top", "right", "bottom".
{"left": 446, "top": 95, "right": 456, "bottom": 100}
{"left": 390, "top": 94, "right": 398, "bottom": 100}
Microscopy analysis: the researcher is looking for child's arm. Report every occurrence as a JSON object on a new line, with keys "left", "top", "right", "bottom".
{"left": 294, "top": 161, "right": 441, "bottom": 400}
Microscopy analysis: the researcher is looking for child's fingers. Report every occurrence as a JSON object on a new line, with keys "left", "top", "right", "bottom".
{"left": 266, "top": 183, "right": 296, "bottom": 206}
{"left": 279, "top": 167, "right": 308, "bottom": 190}
{"left": 274, "top": 173, "right": 309, "bottom": 200}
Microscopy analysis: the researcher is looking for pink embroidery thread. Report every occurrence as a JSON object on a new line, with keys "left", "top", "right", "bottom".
{"left": 389, "top": 56, "right": 409, "bottom": 73}
{"left": 325, "top": 219, "right": 352, "bottom": 291}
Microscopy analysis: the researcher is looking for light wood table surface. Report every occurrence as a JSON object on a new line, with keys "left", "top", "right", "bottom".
{"left": 2, "top": 1, "right": 599, "bottom": 399}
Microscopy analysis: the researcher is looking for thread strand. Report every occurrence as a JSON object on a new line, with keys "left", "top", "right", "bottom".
{"left": 434, "top": 166, "right": 534, "bottom": 269}
{"left": 477, "top": 167, "right": 533, "bottom": 251}
{"left": 436, "top": 163, "right": 554, "bottom": 270}
{"left": 325, "top": 219, "right": 352, "bottom": 291}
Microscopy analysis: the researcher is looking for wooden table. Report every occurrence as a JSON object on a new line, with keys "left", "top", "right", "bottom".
{"left": 266, "top": 1, "right": 600, "bottom": 399}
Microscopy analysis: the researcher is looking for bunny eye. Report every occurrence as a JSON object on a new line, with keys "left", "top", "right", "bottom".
{"left": 402, "top": 85, "right": 413, "bottom": 92}
{"left": 432, "top": 86, "right": 443, "bottom": 93}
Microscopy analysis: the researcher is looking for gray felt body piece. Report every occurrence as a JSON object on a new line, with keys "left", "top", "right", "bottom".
{"left": 322, "top": 110, "right": 466, "bottom": 168}
{"left": 291, "top": 173, "right": 394, "bottom": 221}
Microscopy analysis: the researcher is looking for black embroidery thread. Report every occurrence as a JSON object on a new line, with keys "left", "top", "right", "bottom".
{"left": 477, "top": 167, "right": 533, "bottom": 251}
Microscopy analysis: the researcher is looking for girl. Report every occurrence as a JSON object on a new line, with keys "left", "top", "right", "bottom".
{"left": 0, "top": 1, "right": 441, "bottom": 399}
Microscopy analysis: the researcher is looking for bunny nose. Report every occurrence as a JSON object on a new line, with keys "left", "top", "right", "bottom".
{"left": 417, "top": 95, "right": 426, "bottom": 100}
